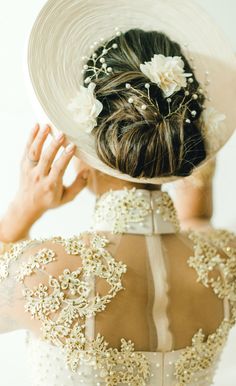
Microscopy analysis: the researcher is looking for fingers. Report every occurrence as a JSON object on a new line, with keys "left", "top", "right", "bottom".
{"left": 25, "top": 124, "right": 40, "bottom": 151}
{"left": 28, "top": 124, "right": 50, "bottom": 163}
{"left": 61, "top": 169, "right": 90, "bottom": 204}
{"left": 22, "top": 124, "right": 40, "bottom": 161}
{"left": 38, "top": 131, "right": 65, "bottom": 175}
{"left": 49, "top": 143, "right": 76, "bottom": 180}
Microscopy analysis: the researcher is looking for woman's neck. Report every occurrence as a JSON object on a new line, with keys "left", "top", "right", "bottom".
{"left": 87, "top": 169, "right": 161, "bottom": 197}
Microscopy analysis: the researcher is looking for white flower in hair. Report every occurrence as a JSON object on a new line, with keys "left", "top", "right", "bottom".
{"left": 200, "top": 107, "right": 226, "bottom": 153}
{"left": 67, "top": 82, "right": 103, "bottom": 134}
{"left": 140, "top": 54, "right": 192, "bottom": 97}
{"left": 201, "top": 107, "right": 226, "bottom": 130}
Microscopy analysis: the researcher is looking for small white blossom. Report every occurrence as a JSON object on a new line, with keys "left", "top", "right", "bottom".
{"left": 67, "top": 82, "right": 103, "bottom": 134}
{"left": 201, "top": 107, "right": 226, "bottom": 132}
{"left": 140, "top": 54, "right": 192, "bottom": 97}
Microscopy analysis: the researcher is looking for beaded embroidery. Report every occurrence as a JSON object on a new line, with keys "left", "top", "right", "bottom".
{"left": 174, "top": 319, "right": 232, "bottom": 385}
{"left": 12, "top": 233, "right": 150, "bottom": 385}
{"left": 174, "top": 229, "right": 236, "bottom": 385}
{"left": 0, "top": 240, "right": 38, "bottom": 283}
{"left": 64, "top": 323, "right": 150, "bottom": 384}
{"left": 93, "top": 187, "right": 180, "bottom": 234}
{"left": 154, "top": 191, "right": 180, "bottom": 232}
{"left": 16, "top": 248, "right": 56, "bottom": 283}
{"left": 1, "top": 191, "right": 236, "bottom": 386}
{"left": 187, "top": 230, "right": 236, "bottom": 307}
{"left": 93, "top": 187, "right": 152, "bottom": 234}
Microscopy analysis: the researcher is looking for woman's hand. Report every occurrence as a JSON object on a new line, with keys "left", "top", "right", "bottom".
{"left": 19, "top": 123, "right": 89, "bottom": 212}
{"left": 0, "top": 124, "right": 89, "bottom": 243}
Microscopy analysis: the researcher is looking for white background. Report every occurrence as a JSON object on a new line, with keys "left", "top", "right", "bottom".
{"left": 0, "top": 0, "right": 235, "bottom": 385}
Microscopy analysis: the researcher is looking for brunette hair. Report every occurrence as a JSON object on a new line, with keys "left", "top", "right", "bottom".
{"left": 83, "top": 29, "right": 206, "bottom": 178}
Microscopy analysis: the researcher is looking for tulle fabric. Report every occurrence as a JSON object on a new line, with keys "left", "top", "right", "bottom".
{"left": 88, "top": 231, "right": 226, "bottom": 353}
{"left": 0, "top": 188, "right": 232, "bottom": 386}
{"left": 23, "top": 230, "right": 227, "bottom": 386}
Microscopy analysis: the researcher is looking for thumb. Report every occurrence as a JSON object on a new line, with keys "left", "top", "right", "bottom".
{"left": 61, "top": 169, "right": 90, "bottom": 204}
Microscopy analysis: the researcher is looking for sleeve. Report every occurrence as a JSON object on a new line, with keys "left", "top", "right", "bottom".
{"left": 0, "top": 237, "right": 55, "bottom": 333}
{"left": 0, "top": 232, "right": 127, "bottom": 342}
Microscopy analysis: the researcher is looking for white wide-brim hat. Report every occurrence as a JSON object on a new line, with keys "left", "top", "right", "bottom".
{"left": 26, "top": 0, "right": 236, "bottom": 184}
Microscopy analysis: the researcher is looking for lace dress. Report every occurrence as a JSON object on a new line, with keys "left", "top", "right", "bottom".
{"left": 0, "top": 188, "right": 236, "bottom": 386}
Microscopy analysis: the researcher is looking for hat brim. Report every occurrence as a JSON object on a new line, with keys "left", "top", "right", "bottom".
{"left": 26, "top": 0, "right": 236, "bottom": 184}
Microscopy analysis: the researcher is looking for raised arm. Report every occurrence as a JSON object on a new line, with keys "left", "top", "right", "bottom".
{"left": 173, "top": 158, "right": 216, "bottom": 231}
{"left": 0, "top": 124, "right": 89, "bottom": 243}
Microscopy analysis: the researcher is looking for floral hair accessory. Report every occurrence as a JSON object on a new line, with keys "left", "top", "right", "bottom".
{"left": 67, "top": 82, "right": 103, "bottom": 134}
{"left": 140, "top": 54, "right": 192, "bottom": 98}
{"left": 67, "top": 29, "right": 224, "bottom": 138}
{"left": 81, "top": 27, "right": 121, "bottom": 85}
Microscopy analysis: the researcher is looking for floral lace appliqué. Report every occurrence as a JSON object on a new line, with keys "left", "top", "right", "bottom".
{"left": 187, "top": 230, "right": 236, "bottom": 306}
{"left": 0, "top": 240, "right": 38, "bottom": 283}
{"left": 65, "top": 322, "right": 150, "bottom": 385}
{"left": 174, "top": 319, "right": 231, "bottom": 385}
{"left": 154, "top": 191, "right": 180, "bottom": 232}
{"left": 174, "top": 229, "right": 236, "bottom": 385}
{"left": 93, "top": 187, "right": 152, "bottom": 234}
{"left": 16, "top": 248, "right": 56, "bottom": 283}
{"left": 92, "top": 187, "right": 180, "bottom": 234}
{"left": 14, "top": 232, "right": 151, "bottom": 385}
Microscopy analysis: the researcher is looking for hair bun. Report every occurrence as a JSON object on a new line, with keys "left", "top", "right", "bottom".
{"left": 84, "top": 28, "right": 207, "bottom": 178}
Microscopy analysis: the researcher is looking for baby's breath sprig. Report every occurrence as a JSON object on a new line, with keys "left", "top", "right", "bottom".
{"left": 81, "top": 27, "right": 121, "bottom": 84}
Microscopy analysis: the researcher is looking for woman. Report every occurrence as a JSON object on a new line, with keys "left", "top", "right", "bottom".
{"left": 0, "top": 1, "right": 236, "bottom": 385}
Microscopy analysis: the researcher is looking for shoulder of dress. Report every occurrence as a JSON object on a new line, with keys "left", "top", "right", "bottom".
{"left": 0, "top": 231, "right": 108, "bottom": 255}
{"left": 187, "top": 228, "right": 236, "bottom": 259}
{"left": 0, "top": 232, "right": 117, "bottom": 285}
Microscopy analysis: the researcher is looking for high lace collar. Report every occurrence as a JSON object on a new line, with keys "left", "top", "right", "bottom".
{"left": 91, "top": 187, "right": 180, "bottom": 235}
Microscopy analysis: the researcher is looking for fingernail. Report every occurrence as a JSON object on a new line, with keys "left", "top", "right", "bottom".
{"left": 55, "top": 131, "right": 64, "bottom": 142}
{"left": 65, "top": 143, "right": 75, "bottom": 153}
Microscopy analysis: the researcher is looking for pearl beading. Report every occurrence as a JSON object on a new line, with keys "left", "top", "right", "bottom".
{"left": 0, "top": 191, "right": 235, "bottom": 385}
{"left": 13, "top": 233, "right": 150, "bottom": 385}
{"left": 173, "top": 228, "right": 236, "bottom": 385}
{"left": 92, "top": 188, "right": 180, "bottom": 234}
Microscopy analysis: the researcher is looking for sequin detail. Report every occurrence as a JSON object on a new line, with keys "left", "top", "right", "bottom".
{"left": 93, "top": 187, "right": 151, "bottom": 234}
{"left": 65, "top": 323, "right": 150, "bottom": 384}
{"left": 188, "top": 230, "right": 236, "bottom": 305}
{"left": 154, "top": 191, "right": 180, "bottom": 232}
{"left": 174, "top": 229, "right": 236, "bottom": 385}
{"left": 14, "top": 233, "right": 150, "bottom": 385}
{"left": 93, "top": 187, "right": 180, "bottom": 234}
{"left": 16, "top": 248, "right": 56, "bottom": 283}
{"left": 174, "top": 319, "right": 231, "bottom": 385}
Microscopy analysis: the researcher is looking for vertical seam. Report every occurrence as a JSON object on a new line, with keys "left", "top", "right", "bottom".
{"left": 146, "top": 235, "right": 173, "bottom": 352}
{"left": 162, "top": 352, "right": 164, "bottom": 386}
{"left": 150, "top": 191, "right": 155, "bottom": 234}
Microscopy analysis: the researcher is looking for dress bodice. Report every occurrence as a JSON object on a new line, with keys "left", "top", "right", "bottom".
{"left": 0, "top": 188, "right": 236, "bottom": 386}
